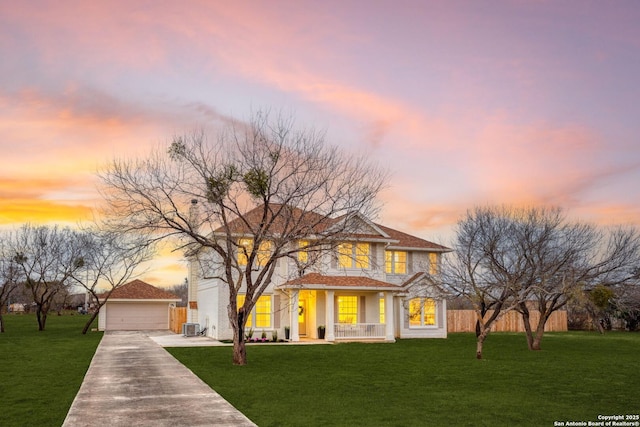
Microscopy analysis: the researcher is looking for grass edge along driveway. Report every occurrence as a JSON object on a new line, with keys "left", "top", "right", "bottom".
{"left": 0, "top": 314, "right": 102, "bottom": 426}
{"left": 169, "top": 332, "right": 640, "bottom": 427}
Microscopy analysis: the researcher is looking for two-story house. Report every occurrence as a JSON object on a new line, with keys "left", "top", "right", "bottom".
{"left": 186, "top": 205, "right": 450, "bottom": 342}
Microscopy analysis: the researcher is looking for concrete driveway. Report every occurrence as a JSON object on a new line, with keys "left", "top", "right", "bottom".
{"left": 62, "top": 331, "right": 256, "bottom": 427}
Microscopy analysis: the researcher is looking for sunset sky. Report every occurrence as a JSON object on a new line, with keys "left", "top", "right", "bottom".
{"left": 2, "top": 1, "right": 639, "bottom": 287}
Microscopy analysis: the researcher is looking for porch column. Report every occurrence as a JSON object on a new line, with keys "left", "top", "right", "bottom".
{"left": 385, "top": 292, "right": 395, "bottom": 342}
{"left": 325, "top": 290, "right": 335, "bottom": 342}
{"left": 290, "top": 289, "right": 300, "bottom": 341}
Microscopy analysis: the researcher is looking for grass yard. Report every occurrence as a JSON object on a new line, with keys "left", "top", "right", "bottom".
{"left": 0, "top": 313, "right": 102, "bottom": 426}
{"left": 169, "top": 332, "right": 640, "bottom": 427}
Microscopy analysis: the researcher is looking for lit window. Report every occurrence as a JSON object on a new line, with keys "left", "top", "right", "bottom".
{"left": 409, "top": 298, "right": 436, "bottom": 327}
{"left": 237, "top": 238, "right": 271, "bottom": 267}
{"left": 256, "top": 240, "right": 271, "bottom": 267}
{"left": 429, "top": 253, "right": 438, "bottom": 275}
{"left": 385, "top": 251, "right": 407, "bottom": 274}
{"left": 298, "top": 240, "right": 309, "bottom": 263}
{"left": 254, "top": 296, "right": 271, "bottom": 328}
{"left": 238, "top": 238, "right": 252, "bottom": 266}
{"left": 237, "top": 294, "right": 251, "bottom": 327}
{"left": 237, "top": 295, "right": 272, "bottom": 328}
{"left": 379, "top": 298, "right": 385, "bottom": 323}
{"left": 338, "top": 243, "right": 353, "bottom": 268}
{"left": 338, "top": 296, "right": 357, "bottom": 324}
{"left": 337, "top": 243, "right": 370, "bottom": 269}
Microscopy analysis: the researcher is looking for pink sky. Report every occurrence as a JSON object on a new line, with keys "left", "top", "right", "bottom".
{"left": 1, "top": 1, "right": 639, "bottom": 287}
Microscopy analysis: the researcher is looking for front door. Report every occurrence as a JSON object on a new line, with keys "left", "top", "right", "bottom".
{"left": 298, "top": 298, "right": 307, "bottom": 336}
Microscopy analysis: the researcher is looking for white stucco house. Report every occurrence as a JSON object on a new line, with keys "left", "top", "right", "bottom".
{"left": 186, "top": 204, "right": 450, "bottom": 342}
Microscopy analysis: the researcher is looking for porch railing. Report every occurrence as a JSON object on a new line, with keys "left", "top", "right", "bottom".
{"left": 334, "top": 323, "right": 385, "bottom": 339}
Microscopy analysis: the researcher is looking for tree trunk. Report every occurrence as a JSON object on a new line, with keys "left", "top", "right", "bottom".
{"left": 476, "top": 331, "right": 488, "bottom": 359}
{"left": 36, "top": 307, "right": 47, "bottom": 331}
{"left": 0, "top": 313, "right": 4, "bottom": 333}
{"left": 530, "top": 312, "right": 550, "bottom": 350}
{"left": 519, "top": 303, "right": 535, "bottom": 350}
{"left": 232, "top": 330, "right": 247, "bottom": 365}
{"left": 82, "top": 310, "right": 100, "bottom": 335}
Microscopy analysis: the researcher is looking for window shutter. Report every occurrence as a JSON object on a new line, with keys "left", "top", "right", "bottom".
{"left": 273, "top": 294, "right": 281, "bottom": 329}
{"left": 407, "top": 252, "right": 413, "bottom": 274}
{"left": 359, "top": 296, "right": 366, "bottom": 323}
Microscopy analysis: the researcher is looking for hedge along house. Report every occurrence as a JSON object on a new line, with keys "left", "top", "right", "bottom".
{"left": 98, "top": 279, "right": 180, "bottom": 331}
{"left": 187, "top": 205, "right": 450, "bottom": 342}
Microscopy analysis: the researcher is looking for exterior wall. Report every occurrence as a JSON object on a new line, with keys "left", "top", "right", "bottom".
{"left": 196, "top": 277, "right": 224, "bottom": 339}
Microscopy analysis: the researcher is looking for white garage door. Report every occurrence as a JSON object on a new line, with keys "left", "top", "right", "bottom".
{"left": 105, "top": 302, "right": 169, "bottom": 330}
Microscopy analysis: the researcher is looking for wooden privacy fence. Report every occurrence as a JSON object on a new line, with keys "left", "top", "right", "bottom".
{"left": 169, "top": 306, "right": 187, "bottom": 334}
{"left": 447, "top": 310, "right": 567, "bottom": 333}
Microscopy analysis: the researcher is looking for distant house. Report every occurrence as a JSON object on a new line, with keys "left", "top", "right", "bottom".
{"left": 187, "top": 205, "right": 450, "bottom": 342}
{"left": 98, "top": 280, "right": 180, "bottom": 331}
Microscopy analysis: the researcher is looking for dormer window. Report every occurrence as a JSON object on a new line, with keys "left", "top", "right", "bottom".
{"left": 337, "top": 242, "right": 370, "bottom": 269}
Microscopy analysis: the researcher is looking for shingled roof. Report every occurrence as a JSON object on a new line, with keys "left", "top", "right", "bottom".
{"left": 101, "top": 279, "right": 180, "bottom": 301}
{"left": 278, "top": 273, "right": 403, "bottom": 291}
{"left": 375, "top": 223, "right": 450, "bottom": 251}
{"left": 211, "top": 203, "right": 449, "bottom": 252}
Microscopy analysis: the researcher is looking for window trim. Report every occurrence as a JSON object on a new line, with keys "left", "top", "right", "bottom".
{"left": 237, "top": 238, "right": 272, "bottom": 267}
{"left": 337, "top": 295, "right": 358, "bottom": 324}
{"left": 385, "top": 250, "right": 407, "bottom": 274}
{"left": 408, "top": 297, "right": 437, "bottom": 328}
{"left": 337, "top": 242, "right": 371, "bottom": 269}
{"left": 237, "top": 294, "right": 273, "bottom": 329}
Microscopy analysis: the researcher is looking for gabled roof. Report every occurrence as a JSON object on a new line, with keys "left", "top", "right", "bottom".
{"left": 214, "top": 204, "right": 333, "bottom": 235}
{"left": 100, "top": 279, "right": 180, "bottom": 301}
{"left": 278, "top": 273, "right": 403, "bottom": 291}
{"left": 375, "top": 223, "right": 450, "bottom": 252}
{"left": 211, "top": 203, "right": 449, "bottom": 252}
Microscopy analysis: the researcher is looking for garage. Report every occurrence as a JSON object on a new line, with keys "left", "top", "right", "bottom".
{"left": 98, "top": 279, "right": 180, "bottom": 331}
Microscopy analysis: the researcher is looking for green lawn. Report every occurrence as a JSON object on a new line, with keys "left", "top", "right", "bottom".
{"left": 0, "top": 313, "right": 102, "bottom": 426}
{"left": 169, "top": 332, "right": 640, "bottom": 427}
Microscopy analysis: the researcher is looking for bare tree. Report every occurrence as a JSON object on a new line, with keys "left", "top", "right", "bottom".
{"left": 516, "top": 219, "right": 640, "bottom": 350}
{"left": 8, "top": 224, "right": 84, "bottom": 331}
{"left": 436, "top": 206, "right": 640, "bottom": 358}
{"left": 69, "top": 228, "right": 154, "bottom": 334}
{"left": 612, "top": 270, "right": 640, "bottom": 330}
{"left": 0, "top": 238, "right": 21, "bottom": 332}
{"left": 98, "top": 110, "right": 387, "bottom": 365}
{"left": 435, "top": 206, "right": 528, "bottom": 359}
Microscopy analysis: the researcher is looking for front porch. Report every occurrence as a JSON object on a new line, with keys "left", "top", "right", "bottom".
{"left": 284, "top": 286, "right": 398, "bottom": 343}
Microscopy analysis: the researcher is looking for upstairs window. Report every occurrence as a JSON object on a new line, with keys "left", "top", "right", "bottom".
{"left": 385, "top": 250, "right": 407, "bottom": 274}
{"left": 428, "top": 252, "right": 439, "bottom": 275}
{"left": 337, "top": 242, "right": 370, "bottom": 269}
{"left": 298, "top": 240, "right": 309, "bottom": 263}
{"left": 237, "top": 238, "right": 272, "bottom": 267}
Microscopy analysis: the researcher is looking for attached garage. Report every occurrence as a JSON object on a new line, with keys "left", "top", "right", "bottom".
{"left": 98, "top": 279, "right": 180, "bottom": 331}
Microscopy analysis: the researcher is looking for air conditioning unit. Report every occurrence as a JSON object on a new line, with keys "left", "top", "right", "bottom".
{"left": 182, "top": 323, "right": 200, "bottom": 337}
